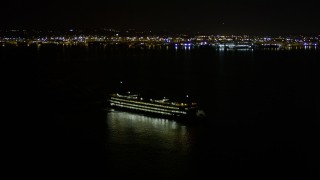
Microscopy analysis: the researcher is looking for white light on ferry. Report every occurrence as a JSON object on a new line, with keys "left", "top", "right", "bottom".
{"left": 186, "top": 95, "right": 189, "bottom": 98}
{"left": 120, "top": 81, "right": 123, "bottom": 84}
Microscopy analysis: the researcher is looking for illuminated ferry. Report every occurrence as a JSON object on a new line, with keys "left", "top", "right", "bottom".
{"left": 108, "top": 92, "right": 199, "bottom": 118}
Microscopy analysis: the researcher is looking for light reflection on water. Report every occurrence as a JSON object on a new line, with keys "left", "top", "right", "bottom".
{"left": 106, "top": 110, "right": 195, "bottom": 177}
{"left": 106, "top": 110, "right": 191, "bottom": 153}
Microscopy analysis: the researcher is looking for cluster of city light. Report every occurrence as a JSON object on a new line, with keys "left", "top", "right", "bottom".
{"left": 1, "top": 31, "right": 319, "bottom": 49}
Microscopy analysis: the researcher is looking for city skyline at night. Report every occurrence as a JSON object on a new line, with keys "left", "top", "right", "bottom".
{"left": 3, "top": 1, "right": 319, "bottom": 179}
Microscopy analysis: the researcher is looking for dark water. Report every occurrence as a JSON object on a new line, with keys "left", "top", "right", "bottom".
{"left": 4, "top": 45, "right": 319, "bottom": 179}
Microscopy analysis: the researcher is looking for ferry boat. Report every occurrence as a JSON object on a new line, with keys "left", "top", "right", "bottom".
{"left": 107, "top": 92, "right": 199, "bottom": 118}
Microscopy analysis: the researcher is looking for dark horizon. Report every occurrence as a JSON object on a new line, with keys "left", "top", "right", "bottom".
{"left": 0, "top": 28, "right": 319, "bottom": 37}
{"left": 1, "top": 0, "right": 319, "bottom": 35}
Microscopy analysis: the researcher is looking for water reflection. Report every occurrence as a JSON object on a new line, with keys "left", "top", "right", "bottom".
{"left": 106, "top": 110, "right": 190, "bottom": 153}
{"left": 106, "top": 110, "right": 196, "bottom": 178}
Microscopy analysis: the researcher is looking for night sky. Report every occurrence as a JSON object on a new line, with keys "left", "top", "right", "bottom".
{"left": 1, "top": 0, "right": 319, "bottom": 35}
